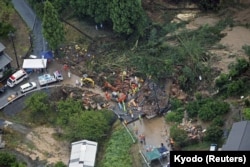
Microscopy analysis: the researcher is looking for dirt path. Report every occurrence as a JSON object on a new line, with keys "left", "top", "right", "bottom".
{"left": 16, "top": 127, "right": 70, "bottom": 165}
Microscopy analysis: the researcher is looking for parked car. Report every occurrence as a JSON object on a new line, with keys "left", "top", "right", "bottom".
{"left": 38, "top": 71, "right": 63, "bottom": 86}
{"left": 53, "top": 70, "right": 63, "bottom": 81}
{"left": 210, "top": 144, "right": 218, "bottom": 151}
{"left": 20, "top": 82, "right": 37, "bottom": 93}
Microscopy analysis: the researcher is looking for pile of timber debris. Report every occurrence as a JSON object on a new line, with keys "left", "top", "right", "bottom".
{"left": 58, "top": 86, "right": 109, "bottom": 110}
{"left": 178, "top": 112, "right": 205, "bottom": 141}
{"left": 101, "top": 72, "right": 173, "bottom": 118}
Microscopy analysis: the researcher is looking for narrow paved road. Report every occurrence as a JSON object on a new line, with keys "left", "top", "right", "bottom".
{"left": 11, "top": 0, "right": 47, "bottom": 56}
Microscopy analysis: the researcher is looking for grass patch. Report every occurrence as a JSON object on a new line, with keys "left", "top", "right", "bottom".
{"left": 3, "top": 128, "right": 25, "bottom": 149}
{"left": 182, "top": 142, "right": 211, "bottom": 151}
{"left": 98, "top": 124, "right": 134, "bottom": 167}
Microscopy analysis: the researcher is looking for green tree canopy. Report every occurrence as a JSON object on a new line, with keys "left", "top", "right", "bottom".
{"left": 243, "top": 108, "right": 250, "bottom": 120}
{"left": 0, "top": 152, "right": 26, "bottom": 167}
{"left": 0, "top": 0, "right": 15, "bottom": 38}
{"left": 204, "top": 125, "right": 223, "bottom": 143}
{"left": 170, "top": 125, "right": 189, "bottom": 148}
{"left": 70, "top": 0, "right": 109, "bottom": 23}
{"left": 109, "top": 0, "right": 147, "bottom": 35}
{"left": 56, "top": 99, "right": 83, "bottom": 127}
{"left": 42, "top": 0, "right": 64, "bottom": 50}
{"left": 70, "top": 0, "right": 147, "bottom": 36}
{"left": 25, "top": 92, "right": 50, "bottom": 123}
{"left": 65, "top": 110, "right": 111, "bottom": 142}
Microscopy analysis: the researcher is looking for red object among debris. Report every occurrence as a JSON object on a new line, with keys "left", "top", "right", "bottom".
{"left": 118, "top": 93, "right": 126, "bottom": 103}
{"left": 105, "top": 91, "right": 111, "bottom": 101}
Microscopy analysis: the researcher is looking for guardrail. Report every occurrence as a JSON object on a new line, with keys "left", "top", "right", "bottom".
{"left": 0, "top": 84, "right": 63, "bottom": 110}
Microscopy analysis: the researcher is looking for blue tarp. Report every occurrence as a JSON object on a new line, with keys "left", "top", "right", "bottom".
{"left": 40, "top": 51, "right": 53, "bottom": 60}
{"left": 158, "top": 145, "right": 168, "bottom": 154}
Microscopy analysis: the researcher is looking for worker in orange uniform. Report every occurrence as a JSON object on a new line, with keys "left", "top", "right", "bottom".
{"left": 105, "top": 91, "right": 111, "bottom": 101}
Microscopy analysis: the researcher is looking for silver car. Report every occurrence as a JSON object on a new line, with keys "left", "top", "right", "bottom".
{"left": 20, "top": 82, "right": 37, "bottom": 93}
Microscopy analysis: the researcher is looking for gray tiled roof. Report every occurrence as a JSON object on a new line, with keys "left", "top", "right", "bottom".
{"left": 0, "top": 43, "right": 12, "bottom": 69}
{"left": 222, "top": 121, "right": 250, "bottom": 150}
{"left": 0, "top": 43, "right": 6, "bottom": 52}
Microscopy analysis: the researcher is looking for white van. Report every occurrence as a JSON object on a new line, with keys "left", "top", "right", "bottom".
{"left": 20, "top": 82, "right": 37, "bottom": 93}
{"left": 7, "top": 69, "right": 28, "bottom": 87}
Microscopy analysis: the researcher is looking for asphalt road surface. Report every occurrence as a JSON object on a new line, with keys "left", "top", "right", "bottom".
{"left": 0, "top": 1, "right": 52, "bottom": 112}
{"left": 11, "top": 0, "right": 47, "bottom": 56}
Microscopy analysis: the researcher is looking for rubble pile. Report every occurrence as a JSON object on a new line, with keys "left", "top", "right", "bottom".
{"left": 178, "top": 117, "right": 205, "bottom": 141}
{"left": 59, "top": 86, "right": 109, "bottom": 110}
{"left": 135, "top": 79, "right": 171, "bottom": 118}
{"left": 57, "top": 44, "right": 92, "bottom": 76}
{"left": 170, "top": 83, "right": 188, "bottom": 102}
{"left": 101, "top": 71, "right": 172, "bottom": 118}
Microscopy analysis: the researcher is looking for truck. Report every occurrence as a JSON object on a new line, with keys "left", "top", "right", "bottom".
{"left": 0, "top": 82, "right": 7, "bottom": 94}
{"left": 38, "top": 71, "right": 63, "bottom": 86}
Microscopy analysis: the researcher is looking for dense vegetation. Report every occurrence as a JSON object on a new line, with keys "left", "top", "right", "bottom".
{"left": 100, "top": 127, "right": 134, "bottom": 167}
{"left": 1, "top": 0, "right": 250, "bottom": 162}
{"left": 25, "top": 92, "right": 115, "bottom": 143}
{"left": 42, "top": 1, "right": 64, "bottom": 50}
{"left": 0, "top": 0, "right": 15, "bottom": 38}
{"left": 215, "top": 58, "right": 250, "bottom": 97}
{"left": 0, "top": 152, "right": 26, "bottom": 167}
{"left": 166, "top": 97, "right": 227, "bottom": 147}
{"left": 28, "top": 0, "right": 147, "bottom": 36}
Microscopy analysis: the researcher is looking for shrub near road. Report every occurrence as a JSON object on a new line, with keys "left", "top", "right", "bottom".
{"left": 25, "top": 92, "right": 115, "bottom": 143}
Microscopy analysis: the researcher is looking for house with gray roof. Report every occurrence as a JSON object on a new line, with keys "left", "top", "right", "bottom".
{"left": 0, "top": 42, "right": 13, "bottom": 80}
{"left": 222, "top": 121, "right": 250, "bottom": 150}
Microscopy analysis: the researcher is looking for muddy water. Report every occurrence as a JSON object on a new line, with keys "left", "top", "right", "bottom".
{"left": 127, "top": 116, "right": 170, "bottom": 167}
{"left": 128, "top": 116, "right": 170, "bottom": 150}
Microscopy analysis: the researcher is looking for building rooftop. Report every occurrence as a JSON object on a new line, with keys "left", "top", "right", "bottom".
{"left": 222, "top": 121, "right": 250, "bottom": 150}
{"left": 69, "top": 140, "right": 98, "bottom": 167}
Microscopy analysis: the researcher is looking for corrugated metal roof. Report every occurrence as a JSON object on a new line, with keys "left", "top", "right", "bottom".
{"left": 222, "top": 121, "right": 250, "bottom": 150}
{"left": 69, "top": 140, "right": 98, "bottom": 167}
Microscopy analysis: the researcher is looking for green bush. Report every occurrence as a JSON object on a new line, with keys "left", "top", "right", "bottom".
{"left": 0, "top": 152, "right": 26, "bottom": 167}
{"left": 186, "top": 101, "right": 199, "bottom": 118}
{"left": 170, "top": 125, "right": 189, "bottom": 148}
{"left": 204, "top": 125, "right": 223, "bottom": 143}
{"left": 242, "top": 45, "right": 250, "bottom": 57}
{"left": 211, "top": 116, "right": 224, "bottom": 127}
{"left": 229, "top": 58, "right": 249, "bottom": 78}
{"left": 25, "top": 92, "right": 51, "bottom": 124}
{"left": 186, "top": 98, "right": 230, "bottom": 121}
{"left": 54, "top": 161, "right": 67, "bottom": 167}
{"left": 194, "top": 92, "right": 203, "bottom": 100}
{"left": 198, "top": 99, "right": 230, "bottom": 121}
{"left": 170, "top": 98, "right": 184, "bottom": 110}
{"left": 226, "top": 79, "right": 244, "bottom": 96}
{"left": 215, "top": 73, "right": 230, "bottom": 88}
{"left": 65, "top": 110, "right": 114, "bottom": 142}
{"left": 198, "top": 106, "right": 216, "bottom": 122}
{"left": 243, "top": 108, "right": 250, "bottom": 120}
{"left": 165, "top": 111, "right": 183, "bottom": 123}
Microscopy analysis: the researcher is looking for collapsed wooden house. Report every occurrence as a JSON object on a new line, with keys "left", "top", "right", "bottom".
{"left": 135, "top": 79, "right": 171, "bottom": 119}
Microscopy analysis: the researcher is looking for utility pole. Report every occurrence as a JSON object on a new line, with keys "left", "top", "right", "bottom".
{"left": 8, "top": 32, "right": 20, "bottom": 69}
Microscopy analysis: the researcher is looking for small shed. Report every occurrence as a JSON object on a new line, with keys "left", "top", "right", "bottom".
{"left": 22, "top": 59, "right": 47, "bottom": 69}
{"left": 68, "top": 140, "right": 98, "bottom": 167}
